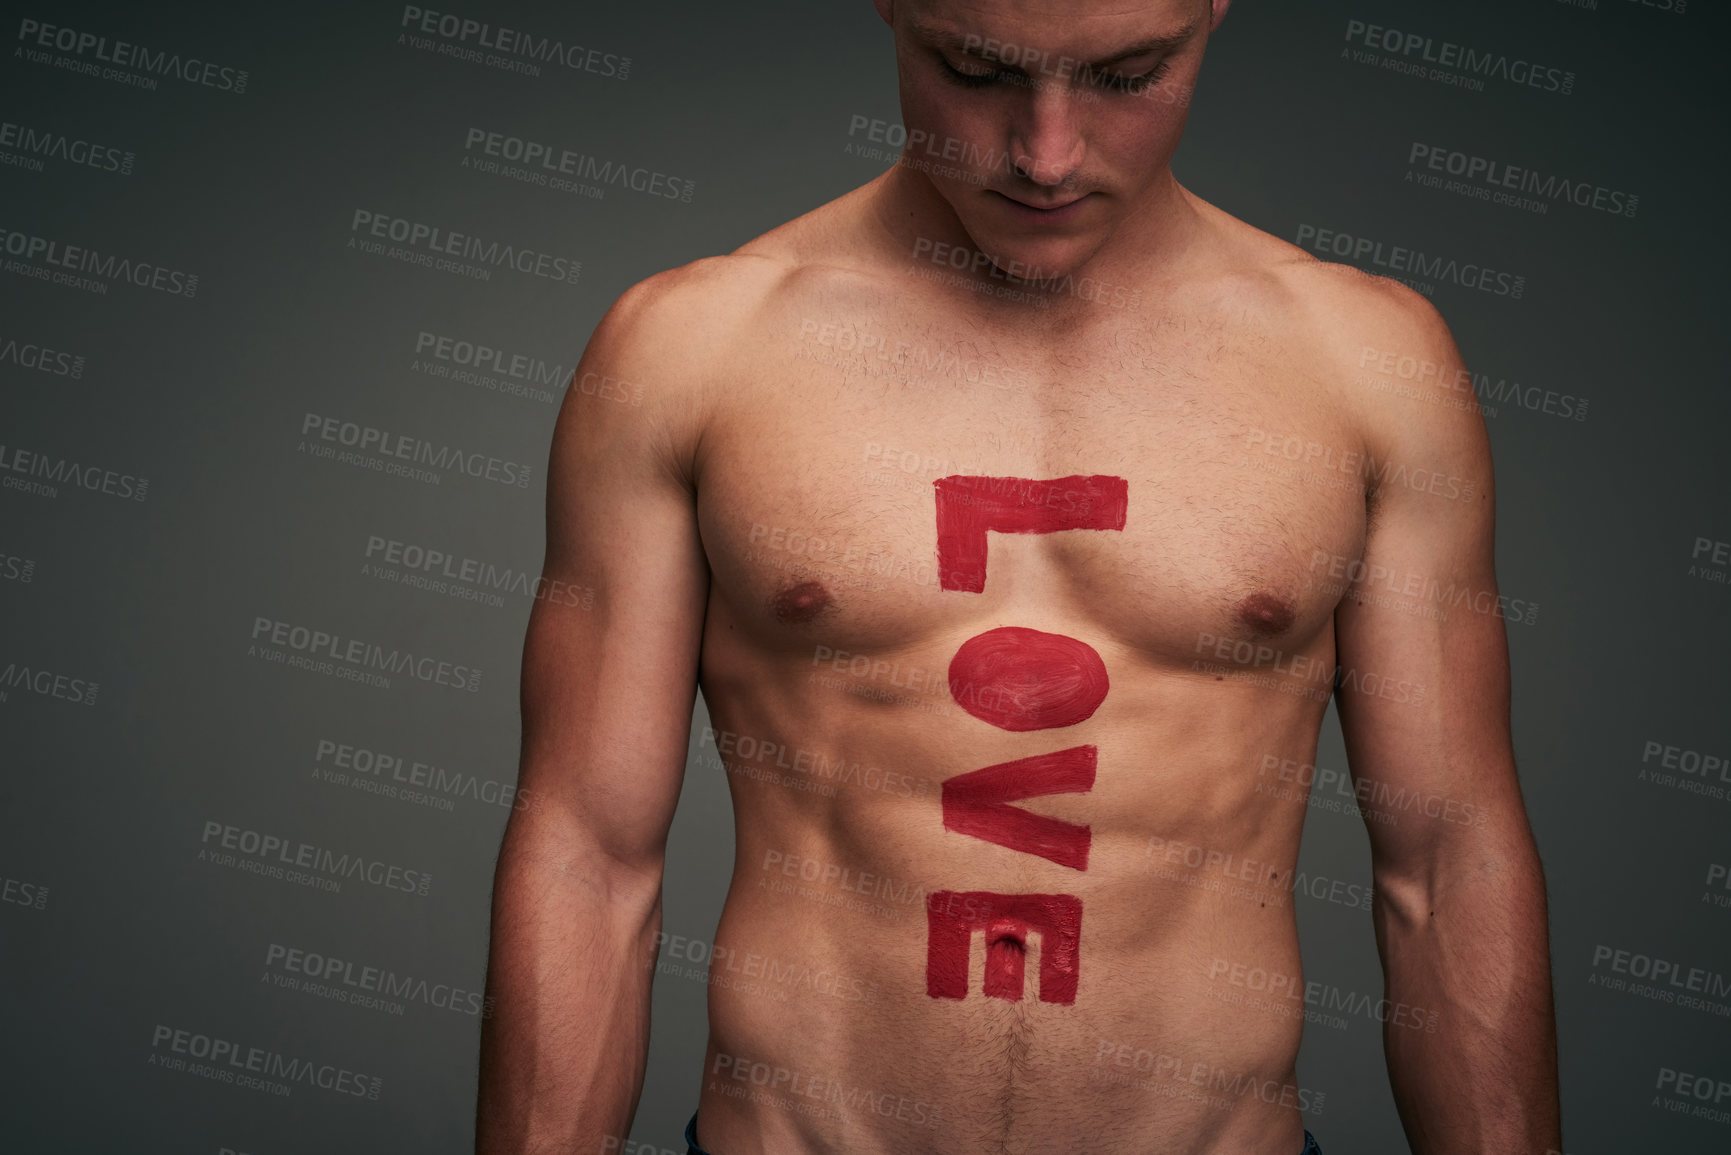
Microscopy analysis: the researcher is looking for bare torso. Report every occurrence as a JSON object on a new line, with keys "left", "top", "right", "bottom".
{"left": 680, "top": 180, "right": 1379, "bottom": 1155}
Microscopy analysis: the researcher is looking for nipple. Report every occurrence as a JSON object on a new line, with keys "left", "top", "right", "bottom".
{"left": 1235, "top": 592, "right": 1296, "bottom": 637}
{"left": 772, "top": 579, "right": 832, "bottom": 624}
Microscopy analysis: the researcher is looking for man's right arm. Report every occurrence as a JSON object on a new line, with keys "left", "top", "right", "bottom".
{"left": 475, "top": 271, "right": 715, "bottom": 1155}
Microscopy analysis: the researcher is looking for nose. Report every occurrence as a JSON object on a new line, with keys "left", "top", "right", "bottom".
{"left": 1008, "top": 82, "right": 1086, "bottom": 188}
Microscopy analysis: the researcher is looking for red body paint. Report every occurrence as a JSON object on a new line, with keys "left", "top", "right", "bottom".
{"left": 949, "top": 626, "right": 1108, "bottom": 731}
{"left": 941, "top": 746, "right": 1095, "bottom": 870}
{"left": 926, "top": 891, "right": 1083, "bottom": 1004}
{"left": 934, "top": 474, "right": 1129, "bottom": 593}
{"left": 924, "top": 473, "right": 1128, "bottom": 1007}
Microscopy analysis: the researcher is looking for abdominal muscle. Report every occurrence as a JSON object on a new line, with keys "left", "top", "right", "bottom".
{"left": 686, "top": 630, "right": 1328, "bottom": 1155}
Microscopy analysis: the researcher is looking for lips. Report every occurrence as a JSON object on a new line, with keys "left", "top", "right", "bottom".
{"left": 992, "top": 190, "right": 1092, "bottom": 222}
{"left": 1001, "top": 192, "right": 1085, "bottom": 212}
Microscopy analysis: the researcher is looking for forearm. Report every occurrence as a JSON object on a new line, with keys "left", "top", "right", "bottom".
{"left": 1375, "top": 828, "right": 1561, "bottom": 1155}
{"left": 476, "top": 820, "right": 665, "bottom": 1155}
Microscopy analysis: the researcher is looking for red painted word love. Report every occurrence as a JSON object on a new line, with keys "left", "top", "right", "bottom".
{"left": 926, "top": 474, "right": 1127, "bottom": 1005}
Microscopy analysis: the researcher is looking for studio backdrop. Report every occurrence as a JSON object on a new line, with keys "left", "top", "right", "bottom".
{"left": 2, "top": 1, "right": 1727, "bottom": 1152}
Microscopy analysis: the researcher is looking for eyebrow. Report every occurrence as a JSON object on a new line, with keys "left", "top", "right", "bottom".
{"left": 908, "top": 17, "right": 1198, "bottom": 69}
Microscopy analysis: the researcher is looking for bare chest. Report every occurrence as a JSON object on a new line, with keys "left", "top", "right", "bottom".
{"left": 695, "top": 306, "right": 1368, "bottom": 667}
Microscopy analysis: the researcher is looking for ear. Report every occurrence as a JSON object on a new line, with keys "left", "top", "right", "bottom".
{"left": 1210, "top": 0, "right": 1231, "bottom": 31}
{"left": 874, "top": 0, "right": 894, "bottom": 26}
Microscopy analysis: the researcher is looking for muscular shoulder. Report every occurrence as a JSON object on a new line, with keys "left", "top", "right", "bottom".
{"left": 569, "top": 186, "right": 891, "bottom": 478}
{"left": 591, "top": 184, "right": 885, "bottom": 391}
{"left": 1189, "top": 198, "right": 1484, "bottom": 462}
{"left": 1283, "top": 259, "right": 1487, "bottom": 479}
{"left": 587, "top": 251, "right": 785, "bottom": 396}
{"left": 560, "top": 254, "right": 770, "bottom": 486}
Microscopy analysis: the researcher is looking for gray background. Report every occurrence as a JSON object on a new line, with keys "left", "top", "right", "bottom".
{"left": 2, "top": 0, "right": 1727, "bottom": 1151}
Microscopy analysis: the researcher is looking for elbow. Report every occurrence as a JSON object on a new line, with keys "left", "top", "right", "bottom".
{"left": 492, "top": 805, "right": 668, "bottom": 918}
{"left": 1371, "top": 829, "right": 1549, "bottom": 939}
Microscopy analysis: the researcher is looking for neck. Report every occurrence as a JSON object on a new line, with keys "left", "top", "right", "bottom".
{"left": 867, "top": 160, "right": 1203, "bottom": 308}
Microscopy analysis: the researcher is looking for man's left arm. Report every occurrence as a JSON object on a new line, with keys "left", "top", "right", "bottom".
{"left": 1331, "top": 287, "right": 1561, "bottom": 1155}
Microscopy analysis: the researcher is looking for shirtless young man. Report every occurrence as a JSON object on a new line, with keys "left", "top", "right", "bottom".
{"left": 475, "top": 1, "right": 1561, "bottom": 1152}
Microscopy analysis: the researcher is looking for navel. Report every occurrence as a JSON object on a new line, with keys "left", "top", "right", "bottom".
{"left": 1235, "top": 592, "right": 1296, "bottom": 637}
{"left": 772, "top": 579, "right": 833, "bottom": 624}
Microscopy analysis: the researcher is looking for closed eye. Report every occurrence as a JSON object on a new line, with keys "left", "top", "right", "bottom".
{"left": 1088, "top": 59, "right": 1172, "bottom": 95}
{"left": 941, "top": 57, "right": 1011, "bottom": 88}
{"left": 940, "top": 55, "right": 1173, "bottom": 95}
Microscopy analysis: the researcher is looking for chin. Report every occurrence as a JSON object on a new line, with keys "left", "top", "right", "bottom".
{"left": 961, "top": 224, "right": 1107, "bottom": 285}
{"left": 932, "top": 183, "right": 1116, "bottom": 284}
